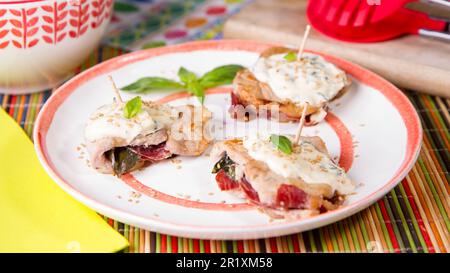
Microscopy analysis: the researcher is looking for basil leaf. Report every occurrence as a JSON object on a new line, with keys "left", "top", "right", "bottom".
{"left": 123, "top": 96, "right": 142, "bottom": 119}
{"left": 212, "top": 154, "right": 233, "bottom": 173}
{"left": 212, "top": 154, "right": 236, "bottom": 180}
{"left": 186, "top": 81, "right": 205, "bottom": 104}
{"left": 107, "top": 147, "right": 141, "bottom": 176}
{"left": 283, "top": 52, "right": 297, "bottom": 62}
{"left": 121, "top": 77, "right": 184, "bottom": 93}
{"left": 198, "top": 65, "right": 244, "bottom": 89}
{"left": 178, "top": 67, "right": 197, "bottom": 84}
{"left": 270, "top": 134, "right": 293, "bottom": 155}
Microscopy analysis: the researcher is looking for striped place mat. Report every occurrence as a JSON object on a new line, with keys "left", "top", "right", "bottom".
{"left": 1, "top": 0, "right": 449, "bottom": 253}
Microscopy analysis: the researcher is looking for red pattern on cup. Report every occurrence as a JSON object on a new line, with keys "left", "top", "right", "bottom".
{"left": 41, "top": 2, "right": 69, "bottom": 44}
{"left": 91, "top": 0, "right": 112, "bottom": 28}
{"left": 69, "top": 0, "right": 90, "bottom": 38}
{"left": 0, "top": 9, "right": 8, "bottom": 49}
{"left": 0, "top": 0, "right": 113, "bottom": 50}
{"left": 9, "top": 7, "right": 40, "bottom": 49}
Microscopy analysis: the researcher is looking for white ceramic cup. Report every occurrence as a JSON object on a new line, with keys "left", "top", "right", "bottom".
{"left": 0, "top": 0, "right": 114, "bottom": 94}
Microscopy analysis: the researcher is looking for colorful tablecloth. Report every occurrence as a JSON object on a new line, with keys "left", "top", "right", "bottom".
{"left": 1, "top": 0, "right": 449, "bottom": 253}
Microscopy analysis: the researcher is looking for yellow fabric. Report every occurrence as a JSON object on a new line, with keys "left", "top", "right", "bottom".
{"left": 0, "top": 108, "right": 128, "bottom": 252}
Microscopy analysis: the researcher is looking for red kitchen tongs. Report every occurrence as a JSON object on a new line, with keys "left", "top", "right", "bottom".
{"left": 307, "top": 0, "right": 450, "bottom": 42}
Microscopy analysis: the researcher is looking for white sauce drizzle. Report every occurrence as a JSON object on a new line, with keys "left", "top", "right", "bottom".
{"left": 243, "top": 137, "right": 355, "bottom": 195}
{"left": 251, "top": 53, "right": 347, "bottom": 107}
{"left": 85, "top": 102, "right": 174, "bottom": 144}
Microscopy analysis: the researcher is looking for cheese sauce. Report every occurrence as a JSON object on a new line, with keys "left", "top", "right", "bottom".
{"left": 243, "top": 137, "right": 355, "bottom": 195}
{"left": 85, "top": 102, "right": 175, "bottom": 143}
{"left": 251, "top": 53, "right": 347, "bottom": 107}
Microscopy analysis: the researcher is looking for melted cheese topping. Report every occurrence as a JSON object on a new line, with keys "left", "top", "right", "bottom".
{"left": 251, "top": 53, "right": 347, "bottom": 107}
{"left": 85, "top": 102, "right": 174, "bottom": 143}
{"left": 243, "top": 137, "right": 355, "bottom": 195}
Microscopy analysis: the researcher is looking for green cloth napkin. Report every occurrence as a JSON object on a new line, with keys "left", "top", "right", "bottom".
{"left": 0, "top": 108, "right": 128, "bottom": 252}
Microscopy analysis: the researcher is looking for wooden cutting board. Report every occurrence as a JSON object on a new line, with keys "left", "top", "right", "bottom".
{"left": 223, "top": 0, "right": 450, "bottom": 98}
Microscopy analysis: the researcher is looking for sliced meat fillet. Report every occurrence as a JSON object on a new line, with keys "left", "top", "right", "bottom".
{"left": 166, "top": 105, "right": 212, "bottom": 156}
{"left": 210, "top": 136, "right": 345, "bottom": 215}
{"left": 129, "top": 142, "right": 172, "bottom": 161}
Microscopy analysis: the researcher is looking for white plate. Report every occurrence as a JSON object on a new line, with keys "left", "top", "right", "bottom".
{"left": 34, "top": 40, "right": 422, "bottom": 240}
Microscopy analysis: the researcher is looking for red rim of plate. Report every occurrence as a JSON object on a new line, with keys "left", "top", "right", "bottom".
{"left": 33, "top": 40, "right": 423, "bottom": 239}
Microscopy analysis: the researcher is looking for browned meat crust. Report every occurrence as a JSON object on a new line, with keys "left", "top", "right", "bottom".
{"left": 230, "top": 47, "right": 350, "bottom": 124}
{"left": 166, "top": 105, "right": 212, "bottom": 156}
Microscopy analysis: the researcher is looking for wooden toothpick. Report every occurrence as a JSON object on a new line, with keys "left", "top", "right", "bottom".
{"left": 108, "top": 75, "right": 123, "bottom": 103}
{"left": 294, "top": 103, "right": 309, "bottom": 145}
{"left": 293, "top": 24, "right": 312, "bottom": 146}
{"left": 297, "top": 24, "right": 311, "bottom": 61}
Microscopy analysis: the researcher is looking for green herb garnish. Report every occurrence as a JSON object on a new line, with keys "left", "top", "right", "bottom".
{"left": 283, "top": 52, "right": 297, "bottom": 62}
{"left": 121, "top": 64, "right": 244, "bottom": 104}
{"left": 270, "top": 134, "right": 293, "bottom": 155}
{"left": 178, "top": 67, "right": 198, "bottom": 84}
{"left": 121, "top": 77, "right": 184, "bottom": 93}
{"left": 186, "top": 80, "right": 205, "bottom": 104}
{"left": 123, "top": 96, "right": 142, "bottom": 119}
{"left": 198, "top": 65, "right": 244, "bottom": 88}
{"left": 106, "top": 147, "right": 141, "bottom": 176}
{"left": 178, "top": 67, "right": 205, "bottom": 103}
{"left": 212, "top": 154, "right": 236, "bottom": 180}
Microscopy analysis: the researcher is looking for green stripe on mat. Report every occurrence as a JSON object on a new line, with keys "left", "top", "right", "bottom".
{"left": 390, "top": 190, "right": 417, "bottom": 252}
{"left": 337, "top": 222, "right": 349, "bottom": 252}
{"left": 374, "top": 203, "right": 394, "bottom": 252}
{"left": 397, "top": 184, "right": 428, "bottom": 253}
{"left": 318, "top": 229, "right": 328, "bottom": 253}
{"left": 329, "top": 225, "right": 340, "bottom": 252}
{"left": 357, "top": 214, "right": 370, "bottom": 250}
{"left": 418, "top": 159, "right": 450, "bottom": 232}
{"left": 348, "top": 218, "right": 360, "bottom": 252}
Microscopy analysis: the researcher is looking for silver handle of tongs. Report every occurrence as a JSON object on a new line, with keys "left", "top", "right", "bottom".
{"left": 419, "top": 28, "right": 450, "bottom": 41}
{"left": 424, "top": 0, "right": 450, "bottom": 9}
{"left": 417, "top": 0, "right": 450, "bottom": 41}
